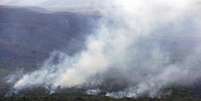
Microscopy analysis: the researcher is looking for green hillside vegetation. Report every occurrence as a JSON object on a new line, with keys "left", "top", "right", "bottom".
{"left": 1, "top": 87, "right": 201, "bottom": 101}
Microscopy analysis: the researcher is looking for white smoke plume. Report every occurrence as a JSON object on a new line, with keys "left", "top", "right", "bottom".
{"left": 3, "top": 0, "right": 201, "bottom": 98}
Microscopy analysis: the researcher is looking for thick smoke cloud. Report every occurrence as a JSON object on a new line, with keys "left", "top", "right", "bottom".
{"left": 3, "top": 0, "right": 201, "bottom": 98}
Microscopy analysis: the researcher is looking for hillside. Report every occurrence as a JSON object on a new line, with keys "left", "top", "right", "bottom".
{"left": 0, "top": 2, "right": 201, "bottom": 101}
{"left": 0, "top": 6, "right": 100, "bottom": 71}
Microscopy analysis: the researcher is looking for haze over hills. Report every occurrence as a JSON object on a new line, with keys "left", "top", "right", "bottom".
{"left": 0, "top": 6, "right": 100, "bottom": 71}
{"left": 0, "top": 0, "right": 201, "bottom": 100}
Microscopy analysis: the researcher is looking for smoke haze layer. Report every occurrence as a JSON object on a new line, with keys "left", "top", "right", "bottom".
{"left": 3, "top": 0, "right": 201, "bottom": 98}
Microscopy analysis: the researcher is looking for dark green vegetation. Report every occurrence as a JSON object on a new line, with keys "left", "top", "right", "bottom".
{"left": 0, "top": 94, "right": 201, "bottom": 101}
{"left": 0, "top": 95, "right": 160, "bottom": 101}
{"left": 1, "top": 86, "right": 201, "bottom": 101}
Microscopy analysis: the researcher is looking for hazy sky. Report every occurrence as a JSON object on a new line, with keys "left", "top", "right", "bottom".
{"left": 1, "top": 0, "right": 200, "bottom": 12}
{"left": 0, "top": 0, "right": 105, "bottom": 11}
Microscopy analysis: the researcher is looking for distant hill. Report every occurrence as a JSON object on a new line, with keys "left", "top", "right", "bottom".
{"left": 0, "top": 6, "right": 100, "bottom": 70}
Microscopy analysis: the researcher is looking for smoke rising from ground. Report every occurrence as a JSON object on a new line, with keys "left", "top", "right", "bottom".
{"left": 3, "top": 0, "right": 201, "bottom": 98}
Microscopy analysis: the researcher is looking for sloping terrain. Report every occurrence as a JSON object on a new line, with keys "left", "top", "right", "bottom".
{"left": 1, "top": 5, "right": 201, "bottom": 101}
{"left": 0, "top": 6, "right": 100, "bottom": 71}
